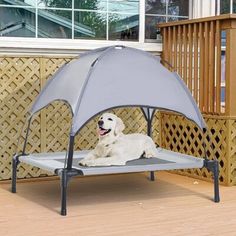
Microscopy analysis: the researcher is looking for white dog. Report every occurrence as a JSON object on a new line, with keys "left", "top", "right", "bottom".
{"left": 79, "top": 113, "right": 158, "bottom": 167}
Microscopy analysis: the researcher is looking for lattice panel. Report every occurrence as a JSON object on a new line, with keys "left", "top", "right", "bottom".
{"left": 0, "top": 57, "right": 47, "bottom": 180}
{"left": 160, "top": 112, "right": 228, "bottom": 185}
{"left": 0, "top": 57, "right": 74, "bottom": 180}
{"left": 229, "top": 119, "right": 236, "bottom": 185}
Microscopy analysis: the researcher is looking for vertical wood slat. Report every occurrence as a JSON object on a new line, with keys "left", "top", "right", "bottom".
{"left": 225, "top": 28, "right": 236, "bottom": 116}
{"left": 162, "top": 27, "right": 168, "bottom": 67}
{"left": 167, "top": 27, "right": 172, "bottom": 69}
{"left": 193, "top": 23, "right": 199, "bottom": 102}
{"left": 216, "top": 20, "right": 222, "bottom": 114}
{"left": 199, "top": 22, "right": 204, "bottom": 111}
{"left": 178, "top": 25, "right": 183, "bottom": 77}
{"left": 173, "top": 26, "right": 177, "bottom": 70}
{"left": 208, "top": 21, "right": 215, "bottom": 113}
{"left": 188, "top": 24, "right": 193, "bottom": 93}
{"left": 204, "top": 22, "right": 209, "bottom": 113}
{"left": 183, "top": 25, "right": 188, "bottom": 84}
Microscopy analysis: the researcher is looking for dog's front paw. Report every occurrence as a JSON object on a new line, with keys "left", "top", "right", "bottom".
{"left": 79, "top": 159, "right": 91, "bottom": 167}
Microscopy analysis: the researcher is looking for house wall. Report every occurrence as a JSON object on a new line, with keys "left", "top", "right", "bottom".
{"left": 0, "top": 0, "right": 215, "bottom": 55}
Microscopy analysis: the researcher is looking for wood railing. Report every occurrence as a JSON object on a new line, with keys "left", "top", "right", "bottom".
{"left": 159, "top": 14, "right": 236, "bottom": 116}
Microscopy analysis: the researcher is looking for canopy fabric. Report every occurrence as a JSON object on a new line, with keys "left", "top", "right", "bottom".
{"left": 30, "top": 46, "right": 206, "bottom": 135}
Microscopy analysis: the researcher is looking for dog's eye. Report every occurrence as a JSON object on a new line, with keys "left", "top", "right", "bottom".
{"left": 101, "top": 117, "right": 103, "bottom": 120}
{"left": 108, "top": 118, "right": 113, "bottom": 121}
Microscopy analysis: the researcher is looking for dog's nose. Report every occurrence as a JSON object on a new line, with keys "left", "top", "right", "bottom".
{"left": 98, "top": 120, "right": 104, "bottom": 126}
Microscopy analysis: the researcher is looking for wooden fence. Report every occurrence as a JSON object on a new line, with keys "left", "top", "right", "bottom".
{"left": 159, "top": 14, "right": 236, "bottom": 116}
{"left": 158, "top": 14, "right": 236, "bottom": 185}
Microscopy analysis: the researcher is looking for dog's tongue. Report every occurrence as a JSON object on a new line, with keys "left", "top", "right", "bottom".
{"left": 99, "top": 129, "right": 107, "bottom": 136}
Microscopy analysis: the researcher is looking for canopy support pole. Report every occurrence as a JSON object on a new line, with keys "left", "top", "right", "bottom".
{"left": 22, "top": 117, "right": 32, "bottom": 155}
{"left": 66, "top": 135, "right": 75, "bottom": 170}
{"left": 141, "top": 107, "right": 156, "bottom": 181}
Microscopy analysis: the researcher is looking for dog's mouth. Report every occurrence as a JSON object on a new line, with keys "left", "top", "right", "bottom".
{"left": 98, "top": 127, "right": 111, "bottom": 136}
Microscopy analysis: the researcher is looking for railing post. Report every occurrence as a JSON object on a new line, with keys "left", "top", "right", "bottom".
{"left": 225, "top": 24, "right": 236, "bottom": 116}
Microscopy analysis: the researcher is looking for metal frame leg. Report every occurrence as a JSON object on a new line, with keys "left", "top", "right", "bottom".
{"left": 12, "top": 155, "right": 19, "bottom": 193}
{"left": 213, "top": 162, "right": 220, "bottom": 202}
{"left": 60, "top": 170, "right": 68, "bottom": 216}
{"left": 150, "top": 171, "right": 155, "bottom": 181}
{"left": 58, "top": 168, "right": 81, "bottom": 216}
{"left": 204, "top": 160, "right": 220, "bottom": 203}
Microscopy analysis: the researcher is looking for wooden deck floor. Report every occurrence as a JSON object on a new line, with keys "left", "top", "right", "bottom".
{"left": 0, "top": 171, "right": 236, "bottom": 236}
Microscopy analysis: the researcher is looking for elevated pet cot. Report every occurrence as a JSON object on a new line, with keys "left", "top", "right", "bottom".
{"left": 12, "top": 46, "right": 220, "bottom": 216}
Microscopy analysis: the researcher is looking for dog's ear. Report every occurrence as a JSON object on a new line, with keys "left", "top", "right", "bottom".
{"left": 114, "top": 117, "right": 125, "bottom": 135}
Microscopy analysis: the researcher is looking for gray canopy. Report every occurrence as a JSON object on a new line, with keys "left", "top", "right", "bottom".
{"left": 30, "top": 46, "right": 206, "bottom": 135}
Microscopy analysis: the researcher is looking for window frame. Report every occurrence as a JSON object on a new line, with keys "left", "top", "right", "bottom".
{"left": 216, "top": 0, "right": 233, "bottom": 15}
{"left": 0, "top": 0, "right": 193, "bottom": 54}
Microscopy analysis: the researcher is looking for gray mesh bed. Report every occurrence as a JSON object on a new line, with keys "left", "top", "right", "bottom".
{"left": 19, "top": 148, "right": 204, "bottom": 176}
{"left": 12, "top": 46, "right": 220, "bottom": 216}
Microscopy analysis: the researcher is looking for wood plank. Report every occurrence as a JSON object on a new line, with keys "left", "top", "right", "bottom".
{"left": 188, "top": 24, "right": 193, "bottom": 92}
{"left": 208, "top": 21, "right": 215, "bottom": 113}
{"left": 0, "top": 172, "right": 236, "bottom": 236}
{"left": 225, "top": 28, "right": 236, "bottom": 116}
{"left": 193, "top": 23, "right": 199, "bottom": 103}
{"left": 162, "top": 27, "right": 168, "bottom": 66}
{"left": 199, "top": 23, "right": 205, "bottom": 112}
{"left": 204, "top": 22, "right": 209, "bottom": 113}
{"left": 178, "top": 25, "right": 183, "bottom": 77}
{"left": 183, "top": 25, "right": 188, "bottom": 84}
{"left": 173, "top": 26, "right": 177, "bottom": 70}
{"left": 168, "top": 26, "right": 172, "bottom": 69}
{"left": 215, "top": 20, "right": 222, "bottom": 114}
{"left": 158, "top": 14, "right": 236, "bottom": 28}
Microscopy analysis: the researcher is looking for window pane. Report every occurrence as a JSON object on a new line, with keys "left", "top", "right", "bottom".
{"left": 0, "top": 7, "right": 35, "bottom": 37}
{"left": 109, "top": 13, "right": 139, "bottom": 41}
{"left": 221, "top": 31, "right": 226, "bottom": 47}
{"left": 109, "top": 0, "right": 139, "bottom": 14}
{"left": 74, "top": 11, "right": 106, "bottom": 40}
{"left": 220, "top": 0, "right": 230, "bottom": 14}
{"left": 38, "top": 9, "right": 72, "bottom": 38}
{"left": 168, "top": 0, "right": 189, "bottom": 16}
{"left": 74, "top": 0, "right": 106, "bottom": 11}
{"left": 145, "top": 15, "right": 165, "bottom": 40}
{"left": 37, "top": 0, "right": 72, "bottom": 8}
{"left": 145, "top": 0, "right": 166, "bottom": 15}
{"left": 233, "top": 0, "right": 236, "bottom": 13}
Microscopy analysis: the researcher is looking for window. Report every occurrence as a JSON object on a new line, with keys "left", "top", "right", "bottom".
{"left": 216, "top": 0, "right": 236, "bottom": 14}
{"left": 0, "top": 0, "right": 190, "bottom": 43}
{"left": 145, "top": 0, "right": 189, "bottom": 41}
{"left": 0, "top": 0, "right": 139, "bottom": 41}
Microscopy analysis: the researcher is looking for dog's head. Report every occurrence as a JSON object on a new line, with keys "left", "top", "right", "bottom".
{"left": 97, "top": 113, "right": 125, "bottom": 138}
